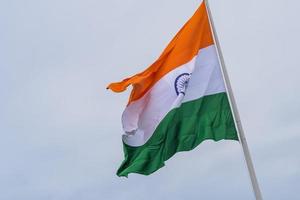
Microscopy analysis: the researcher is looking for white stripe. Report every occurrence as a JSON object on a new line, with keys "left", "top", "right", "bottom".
{"left": 122, "top": 45, "right": 225, "bottom": 147}
{"left": 183, "top": 45, "right": 225, "bottom": 103}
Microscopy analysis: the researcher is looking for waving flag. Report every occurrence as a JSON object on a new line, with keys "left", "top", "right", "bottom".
{"left": 107, "top": 1, "right": 238, "bottom": 177}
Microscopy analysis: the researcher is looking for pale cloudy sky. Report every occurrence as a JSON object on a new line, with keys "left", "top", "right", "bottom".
{"left": 1, "top": 0, "right": 300, "bottom": 199}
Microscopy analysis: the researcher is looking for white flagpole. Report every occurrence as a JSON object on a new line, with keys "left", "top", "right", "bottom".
{"left": 204, "top": 0, "right": 263, "bottom": 199}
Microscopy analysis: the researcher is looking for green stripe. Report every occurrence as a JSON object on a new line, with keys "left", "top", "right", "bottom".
{"left": 117, "top": 92, "right": 238, "bottom": 177}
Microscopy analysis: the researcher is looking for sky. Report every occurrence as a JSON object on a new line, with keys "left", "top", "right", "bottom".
{"left": 1, "top": 0, "right": 300, "bottom": 199}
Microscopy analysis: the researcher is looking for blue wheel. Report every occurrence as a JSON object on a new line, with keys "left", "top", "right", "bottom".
{"left": 174, "top": 73, "right": 191, "bottom": 95}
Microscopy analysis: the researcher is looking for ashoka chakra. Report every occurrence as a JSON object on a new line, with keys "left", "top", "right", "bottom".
{"left": 174, "top": 73, "right": 191, "bottom": 95}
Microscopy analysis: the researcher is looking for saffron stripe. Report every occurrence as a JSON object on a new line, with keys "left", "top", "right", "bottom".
{"left": 107, "top": 3, "right": 213, "bottom": 104}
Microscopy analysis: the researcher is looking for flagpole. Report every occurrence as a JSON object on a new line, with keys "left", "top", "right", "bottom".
{"left": 204, "top": 0, "right": 263, "bottom": 199}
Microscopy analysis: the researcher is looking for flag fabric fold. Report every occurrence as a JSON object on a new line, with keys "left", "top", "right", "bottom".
{"left": 107, "top": 1, "right": 238, "bottom": 177}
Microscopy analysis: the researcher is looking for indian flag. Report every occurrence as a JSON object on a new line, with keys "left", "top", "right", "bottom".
{"left": 107, "top": 1, "right": 238, "bottom": 177}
